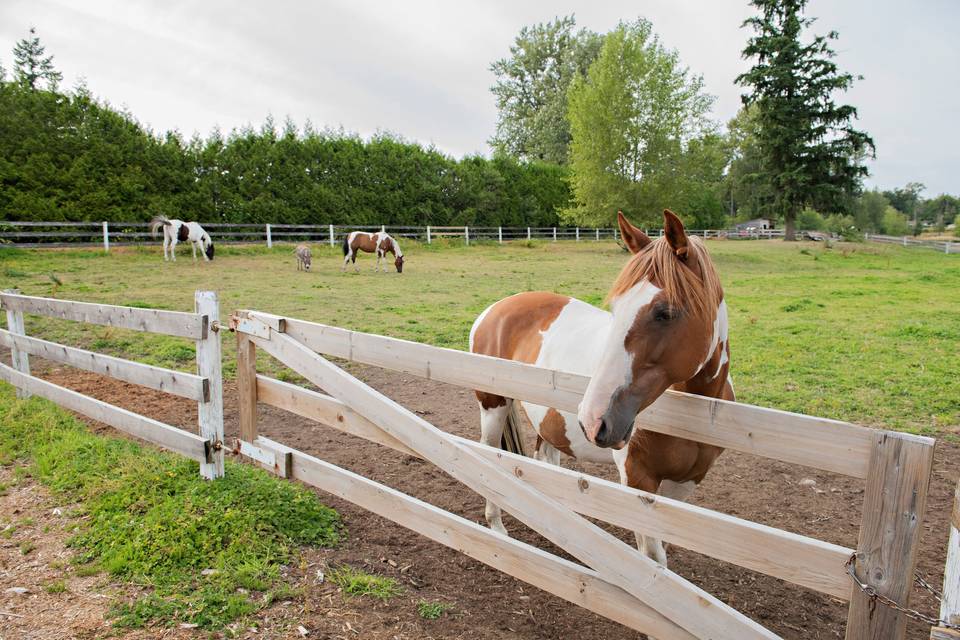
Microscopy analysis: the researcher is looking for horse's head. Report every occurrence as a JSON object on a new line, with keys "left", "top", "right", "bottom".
{"left": 395, "top": 254, "right": 404, "bottom": 273}
{"left": 577, "top": 210, "right": 723, "bottom": 449}
{"left": 204, "top": 236, "right": 215, "bottom": 261}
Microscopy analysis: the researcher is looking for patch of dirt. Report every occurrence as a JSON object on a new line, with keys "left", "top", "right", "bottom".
{"left": 6, "top": 358, "right": 958, "bottom": 640}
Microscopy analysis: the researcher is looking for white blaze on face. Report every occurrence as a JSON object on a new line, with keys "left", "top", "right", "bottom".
{"left": 578, "top": 280, "right": 661, "bottom": 441}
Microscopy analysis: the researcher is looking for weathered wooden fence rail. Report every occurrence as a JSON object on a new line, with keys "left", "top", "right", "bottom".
{"left": 0, "top": 290, "right": 224, "bottom": 478}
{"left": 230, "top": 310, "right": 936, "bottom": 640}
{"left": 0, "top": 289, "right": 947, "bottom": 637}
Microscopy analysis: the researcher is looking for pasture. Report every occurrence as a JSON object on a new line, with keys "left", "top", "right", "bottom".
{"left": 1, "top": 239, "right": 957, "bottom": 436}
{"left": 0, "top": 238, "right": 958, "bottom": 639}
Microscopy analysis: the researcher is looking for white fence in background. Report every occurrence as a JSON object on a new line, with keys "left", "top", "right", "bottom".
{"left": 0, "top": 221, "right": 955, "bottom": 254}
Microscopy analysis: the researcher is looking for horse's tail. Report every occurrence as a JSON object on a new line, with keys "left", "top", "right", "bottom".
{"left": 501, "top": 401, "right": 529, "bottom": 457}
{"left": 341, "top": 234, "right": 350, "bottom": 256}
{"left": 149, "top": 215, "right": 170, "bottom": 238}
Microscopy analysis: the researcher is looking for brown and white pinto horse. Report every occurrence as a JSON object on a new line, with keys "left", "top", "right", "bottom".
{"left": 470, "top": 210, "right": 731, "bottom": 565}
{"left": 342, "top": 231, "right": 404, "bottom": 273}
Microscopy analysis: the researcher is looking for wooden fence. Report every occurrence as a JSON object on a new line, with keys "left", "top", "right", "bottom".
{"left": 932, "top": 478, "right": 960, "bottom": 639}
{"left": 229, "top": 310, "right": 937, "bottom": 640}
{"left": 0, "top": 290, "right": 224, "bottom": 479}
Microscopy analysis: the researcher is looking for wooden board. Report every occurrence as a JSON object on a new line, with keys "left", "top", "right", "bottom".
{"left": 256, "top": 435, "right": 697, "bottom": 640}
{"left": 846, "top": 432, "right": 935, "bottom": 640}
{"left": 0, "top": 328, "right": 207, "bottom": 401}
{"left": 0, "top": 362, "right": 209, "bottom": 463}
{"left": 940, "top": 480, "right": 960, "bottom": 629}
{"left": 0, "top": 292, "right": 206, "bottom": 339}
{"left": 245, "top": 312, "right": 917, "bottom": 479}
{"left": 246, "top": 326, "right": 778, "bottom": 640}
{"left": 256, "top": 374, "right": 854, "bottom": 600}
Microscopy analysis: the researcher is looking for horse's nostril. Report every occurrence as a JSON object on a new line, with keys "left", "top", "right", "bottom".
{"left": 596, "top": 418, "right": 609, "bottom": 443}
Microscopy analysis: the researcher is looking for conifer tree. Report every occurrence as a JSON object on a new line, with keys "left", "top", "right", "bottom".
{"left": 736, "top": 0, "right": 874, "bottom": 240}
{"left": 13, "top": 27, "right": 62, "bottom": 91}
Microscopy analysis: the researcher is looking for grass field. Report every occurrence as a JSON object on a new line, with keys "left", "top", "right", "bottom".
{"left": 0, "top": 238, "right": 957, "bottom": 435}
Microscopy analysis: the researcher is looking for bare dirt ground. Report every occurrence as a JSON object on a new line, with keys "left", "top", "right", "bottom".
{"left": 1, "top": 358, "right": 957, "bottom": 640}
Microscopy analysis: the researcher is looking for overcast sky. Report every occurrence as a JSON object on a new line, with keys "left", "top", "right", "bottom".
{"left": 1, "top": 0, "right": 957, "bottom": 195}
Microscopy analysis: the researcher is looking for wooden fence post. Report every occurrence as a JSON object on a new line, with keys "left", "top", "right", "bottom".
{"left": 575, "top": 227, "right": 579, "bottom": 242}
{"left": 465, "top": 226, "right": 469, "bottom": 245}
{"left": 102, "top": 221, "right": 110, "bottom": 252}
{"left": 846, "top": 432, "right": 934, "bottom": 640}
{"left": 552, "top": 227, "right": 557, "bottom": 242}
{"left": 329, "top": 224, "right": 335, "bottom": 247}
{"left": 427, "top": 225, "right": 431, "bottom": 244}
{"left": 596, "top": 228, "right": 599, "bottom": 241}
{"left": 266, "top": 224, "right": 272, "bottom": 248}
{"left": 237, "top": 330, "right": 258, "bottom": 445}
{"left": 527, "top": 226, "right": 531, "bottom": 240}
{"left": 932, "top": 480, "right": 960, "bottom": 639}
{"left": 498, "top": 226, "right": 502, "bottom": 244}
{"left": 195, "top": 291, "right": 224, "bottom": 479}
{"left": 3, "top": 289, "right": 30, "bottom": 399}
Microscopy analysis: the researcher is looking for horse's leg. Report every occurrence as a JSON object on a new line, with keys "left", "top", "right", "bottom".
{"left": 533, "top": 437, "right": 561, "bottom": 466}
{"left": 163, "top": 235, "right": 169, "bottom": 261}
{"left": 353, "top": 253, "right": 359, "bottom": 272}
{"left": 192, "top": 242, "right": 197, "bottom": 262}
{"left": 170, "top": 238, "right": 177, "bottom": 262}
{"left": 612, "top": 446, "right": 668, "bottom": 565}
{"left": 477, "top": 396, "right": 511, "bottom": 535}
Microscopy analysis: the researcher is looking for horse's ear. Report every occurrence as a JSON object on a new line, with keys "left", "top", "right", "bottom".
{"left": 663, "top": 209, "right": 688, "bottom": 261}
{"left": 617, "top": 210, "right": 652, "bottom": 254}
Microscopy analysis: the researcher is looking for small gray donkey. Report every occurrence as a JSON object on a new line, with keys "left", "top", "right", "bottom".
{"left": 295, "top": 244, "right": 312, "bottom": 271}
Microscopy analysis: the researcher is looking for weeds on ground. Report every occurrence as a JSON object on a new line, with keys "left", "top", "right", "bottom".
{"left": 417, "top": 600, "right": 453, "bottom": 619}
{"left": 327, "top": 564, "right": 402, "bottom": 600}
{"left": 0, "top": 387, "right": 343, "bottom": 630}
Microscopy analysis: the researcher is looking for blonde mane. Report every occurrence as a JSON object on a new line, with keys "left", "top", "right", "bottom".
{"left": 606, "top": 236, "right": 723, "bottom": 320}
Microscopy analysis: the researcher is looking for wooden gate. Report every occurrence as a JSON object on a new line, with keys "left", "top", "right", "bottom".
{"left": 230, "top": 310, "right": 935, "bottom": 640}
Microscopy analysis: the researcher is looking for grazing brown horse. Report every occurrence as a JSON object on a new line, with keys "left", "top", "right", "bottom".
{"left": 341, "top": 231, "right": 404, "bottom": 273}
{"left": 469, "top": 210, "right": 731, "bottom": 565}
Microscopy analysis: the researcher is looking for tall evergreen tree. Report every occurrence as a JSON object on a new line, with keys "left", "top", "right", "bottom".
{"left": 13, "top": 27, "right": 63, "bottom": 91}
{"left": 736, "top": 0, "right": 874, "bottom": 240}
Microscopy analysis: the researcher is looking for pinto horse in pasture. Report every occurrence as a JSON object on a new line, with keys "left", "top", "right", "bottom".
{"left": 342, "top": 231, "right": 404, "bottom": 273}
{"left": 470, "top": 210, "right": 731, "bottom": 565}
{"left": 150, "top": 216, "right": 215, "bottom": 262}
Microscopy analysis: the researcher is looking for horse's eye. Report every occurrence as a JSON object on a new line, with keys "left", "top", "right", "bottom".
{"left": 653, "top": 305, "right": 673, "bottom": 322}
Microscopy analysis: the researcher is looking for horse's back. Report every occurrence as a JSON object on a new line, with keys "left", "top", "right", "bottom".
{"left": 470, "top": 292, "right": 572, "bottom": 364}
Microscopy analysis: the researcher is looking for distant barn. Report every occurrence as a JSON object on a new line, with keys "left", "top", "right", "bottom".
{"left": 734, "top": 218, "right": 776, "bottom": 231}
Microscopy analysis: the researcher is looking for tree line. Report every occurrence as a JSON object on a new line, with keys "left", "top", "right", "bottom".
{"left": 1, "top": 12, "right": 957, "bottom": 237}
{"left": 0, "top": 31, "right": 570, "bottom": 227}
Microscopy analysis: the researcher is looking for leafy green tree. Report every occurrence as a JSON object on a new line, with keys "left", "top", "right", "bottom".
{"left": 13, "top": 28, "right": 62, "bottom": 91}
{"left": 881, "top": 206, "right": 910, "bottom": 235}
{"left": 564, "top": 19, "right": 715, "bottom": 228}
{"left": 796, "top": 207, "right": 824, "bottom": 230}
{"left": 920, "top": 193, "right": 957, "bottom": 230}
{"left": 882, "top": 182, "right": 925, "bottom": 224}
{"left": 854, "top": 190, "right": 889, "bottom": 232}
{"left": 489, "top": 15, "right": 602, "bottom": 164}
{"left": 736, "top": 0, "right": 874, "bottom": 240}
{"left": 725, "top": 105, "right": 776, "bottom": 220}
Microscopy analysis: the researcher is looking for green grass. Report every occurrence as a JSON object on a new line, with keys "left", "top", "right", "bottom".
{"left": 0, "top": 386, "right": 342, "bottom": 630}
{"left": 0, "top": 239, "right": 957, "bottom": 434}
{"left": 44, "top": 579, "right": 67, "bottom": 594}
{"left": 327, "top": 564, "right": 402, "bottom": 600}
{"left": 417, "top": 600, "right": 453, "bottom": 619}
